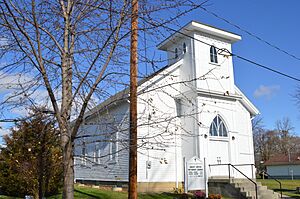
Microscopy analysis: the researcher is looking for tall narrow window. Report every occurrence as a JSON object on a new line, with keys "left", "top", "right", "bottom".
{"left": 210, "top": 46, "right": 218, "bottom": 63}
{"left": 93, "top": 151, "right": 96, "bottom": 163}
{"left": 81, "top": 142, "right": 86, "bottom": 165}
{"left": 111, "top": 141, "right": 116, "bottom": 160}
{"left": 94, "top": 144, "right": 101, "bottom": 164}
{"left": 93, "top": 145, "right": 97, "bottom": 163}
{"left": 183, "top": 43, "right": 187, "bottom": 54}
{"left": 97, "top": 148, "right": 101, "bottom": 164}
{"left": 109, "top": 133, "right": 118, "bottom": 161}
{"left": 175, "top": 48, "right": 178, "bottom": 59}
{"left": 209, "top": 115, "right": 228, "bottom": 137}
{"left": 175, "top": 99, "right": 182, "bottom": 117}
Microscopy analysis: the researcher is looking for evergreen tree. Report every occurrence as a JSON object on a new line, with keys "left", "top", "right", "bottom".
{"left": 0, "top": 109, "right": 62, "bottom": 198}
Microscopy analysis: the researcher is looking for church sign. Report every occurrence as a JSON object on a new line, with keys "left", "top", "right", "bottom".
{"left": 185, "top": 156, "right": 205, "bottom": 191}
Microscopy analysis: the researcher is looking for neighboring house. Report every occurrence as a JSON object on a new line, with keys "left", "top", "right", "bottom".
{"left": 264, "top": 154, "right": 300, "bottom": 179}
{"left": 74, "top": 21, "right": 259, "bottom": 192}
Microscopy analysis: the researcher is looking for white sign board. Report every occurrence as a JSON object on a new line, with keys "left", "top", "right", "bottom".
{"left": 185, "top": 156, "right": 205, "bottom": 190}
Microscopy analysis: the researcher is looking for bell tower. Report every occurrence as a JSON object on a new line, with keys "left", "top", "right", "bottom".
{"left": 158, "top": 21, "right": 241, "bottom": 95}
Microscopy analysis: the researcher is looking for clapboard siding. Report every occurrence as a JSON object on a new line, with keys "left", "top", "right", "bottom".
{"left": 75, "top": 101, "right": 130, "bottom": 182}
{"left": 267, "top": 165, "right": 300, "bottom": 179}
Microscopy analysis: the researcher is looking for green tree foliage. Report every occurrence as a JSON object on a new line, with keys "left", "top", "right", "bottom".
{"left": 0, "top": 110, "right": 62, "bottom": 198}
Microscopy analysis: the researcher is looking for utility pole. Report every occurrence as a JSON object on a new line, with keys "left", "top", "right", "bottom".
{"left": 128, "top": 0, "right": 138, "bottom": 198}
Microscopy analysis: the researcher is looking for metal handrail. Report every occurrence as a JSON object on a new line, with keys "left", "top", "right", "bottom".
{"left": 262, "top": 171, "right": 282, "bottom": 198}
{"left": 209, "top": 163, "right": 258, "bottom": 199}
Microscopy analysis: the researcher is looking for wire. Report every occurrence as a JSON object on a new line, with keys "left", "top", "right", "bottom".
{"left": 199, "top": 6, "right": 300, "bottom": 62}
{"left": 140, "top": 18, "right": 300, "bottom": 82}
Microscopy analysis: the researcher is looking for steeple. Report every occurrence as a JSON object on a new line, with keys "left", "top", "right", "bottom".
{"left": 158, "top": 21, "right": 242, "bottom": 94}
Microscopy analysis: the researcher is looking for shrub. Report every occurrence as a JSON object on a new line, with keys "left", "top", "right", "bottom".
{"left": 208, "top": 193, "right": 222, "bottom": 199}
{"left": 193, "top": 190, "right": 206, "bottom": 199}
{"left": 179, "top": 193, "right": 190, "bottom": 199}
{"left": 174, "top": 187, "right": 184, "bottom": 194}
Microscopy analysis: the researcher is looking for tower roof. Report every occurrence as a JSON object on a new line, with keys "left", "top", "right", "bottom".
{"left": 157, "top": 21, "right": 241, "bottom": 51}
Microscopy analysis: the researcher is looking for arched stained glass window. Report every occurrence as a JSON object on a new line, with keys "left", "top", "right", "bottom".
{"left": 210, "top": 46, "right": 218, "bottom": 63}
{"left": 209, "top": 115, "right": 228, "bottom": 137}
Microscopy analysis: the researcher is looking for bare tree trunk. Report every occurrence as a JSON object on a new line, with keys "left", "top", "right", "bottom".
{"left": 62, "top": 131, "right": 74, "bottom": 199}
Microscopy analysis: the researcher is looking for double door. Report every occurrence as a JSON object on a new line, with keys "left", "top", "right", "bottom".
{"left": 208, "top": 139, "right": 230, "bottom": 177}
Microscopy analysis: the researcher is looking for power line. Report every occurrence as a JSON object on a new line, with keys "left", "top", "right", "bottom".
{"left": 199, "top": 6, "right": 300, "bottom": 62}
{"left": 140, "top": 17, "right": 300, "bottom": 82}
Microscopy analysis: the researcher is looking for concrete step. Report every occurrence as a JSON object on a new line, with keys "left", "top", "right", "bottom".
{"left": 238, "top": 185, "right": 268, "bottom": 194}
{"left": 208, "top": 178, "right": 280, "bottom": 199}
{"left": 230, "top": 179, "right": 280, "bottom": 199}
{"left": 231, "top": 181, "right": 262, "bottom": 187}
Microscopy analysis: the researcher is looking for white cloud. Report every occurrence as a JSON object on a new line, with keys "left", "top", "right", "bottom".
{"left": 0, "top": 71, "right": 34, "bottom": 94}
{"left": 254, "top": 85, "right": 280, "bottom": 99}
{"left": 0, "top": 127, "right": 10, "bottom": 137}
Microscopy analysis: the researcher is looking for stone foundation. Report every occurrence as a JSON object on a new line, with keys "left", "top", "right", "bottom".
{"left": 137, "top": 182, "right": 184, "bottom": 192}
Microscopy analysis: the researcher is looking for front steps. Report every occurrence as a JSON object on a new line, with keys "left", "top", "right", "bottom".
{"left": 231, "top": 179, "right": 280, "bottom": 199}
{"left": 208, "top": 178, "right": 281, "bottom": 199}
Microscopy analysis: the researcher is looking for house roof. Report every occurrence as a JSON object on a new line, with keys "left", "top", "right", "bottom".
{"left": 84, "top": 60, "right": 259, "bottom": 121}
{"left": 264, "top": 153, "right": 300, "bottom": 166}
{"left": 84, "top": 63, "right": 175, "bottom": 121}
{"left": 234, "top": 86, "right": 259, "bottom": 116}
{"left": 157, "top": 20, "right": 241, "bottom": 51}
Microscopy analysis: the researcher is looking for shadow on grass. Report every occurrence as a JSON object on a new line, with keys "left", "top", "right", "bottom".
{"left": 273, "top": 189, "right": 300, "bottom": 199}
{"left": 274, "top": 188, "right": 294, "bottom": 192}
{"left": 74, "top": 189, "right": 102, "bottom": 199}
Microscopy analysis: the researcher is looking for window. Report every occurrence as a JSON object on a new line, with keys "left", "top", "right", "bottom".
{"left": 111, "top": 141, "right": 116, "bottom": 160}
{"left": 175, "top": 99, "right": 182, "bottom": 117}
{"left": 183, "top": 43, "right": 187, "bottom": 54}
{"left": 209, "top": 115, "right": 228, "bottom": 137}
{"left": 81, "top": 142, "right": 86, "bottom": 165}
{"left": 94, "top": 144, "right": 101, "bottom": 164}
{"left": 175, "top": 48, "right": 178, "bottom": 59}
{"left": 93, "top": 150, "right": 96, "bottom": 163}
{"left": 97, "top": 148, "right": 101, "bottom": 164}
{"left": 109, "top": 133, "right": 118, "bottom": 161}
{"left": 210, "top": 46, "right": 218, "bottom": 63}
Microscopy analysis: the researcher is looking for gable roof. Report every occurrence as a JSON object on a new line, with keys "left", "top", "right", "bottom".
{"left": 234, "top": 86, "right": 259, "bottom": 117}
{"left": 84, "top": 61, "right": 259, "bottom": 122}
{"left": 84, "top": 62, "right": 176, "bottom": 120}
{"left": 264, "top": 153, "right": 300, "bottom": 166}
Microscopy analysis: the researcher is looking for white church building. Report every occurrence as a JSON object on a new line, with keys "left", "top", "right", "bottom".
{"left": 74, "top": 21, "right": 259, "bottom": 192}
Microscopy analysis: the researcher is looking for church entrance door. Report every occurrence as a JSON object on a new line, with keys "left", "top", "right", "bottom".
{"left": 208, "top": 139, "right": 230, "bottom": 177}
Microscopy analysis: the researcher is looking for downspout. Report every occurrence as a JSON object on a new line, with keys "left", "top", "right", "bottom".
{"left": 175, "top": 127, "right": 178, "bottom": 188}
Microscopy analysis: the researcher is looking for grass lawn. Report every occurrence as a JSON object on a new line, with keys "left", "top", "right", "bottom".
{"left": 44, "top": 185, "right": 179, "bottom": 199}
{"left": 257, "top": 179, "right": 300, "bottom": 198}
{"left": 0, "top": 186, "right": 238, "bottom": 199}
{"left": 0, "top": 186, "right": 179, "bottom": 199}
